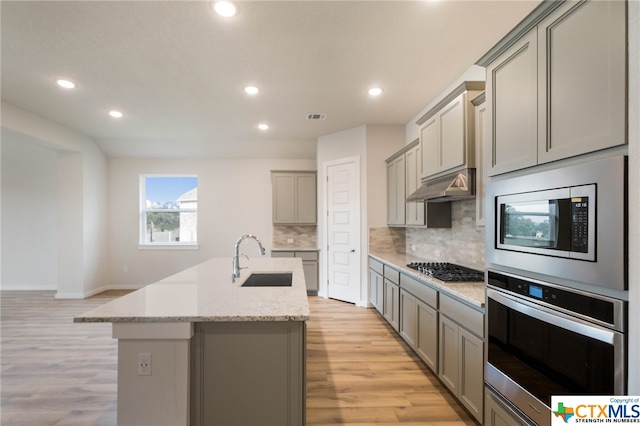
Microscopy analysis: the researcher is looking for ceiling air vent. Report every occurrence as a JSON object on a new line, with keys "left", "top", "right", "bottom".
{"left": 306, "top": 113, "right": 327, "bottom": 121}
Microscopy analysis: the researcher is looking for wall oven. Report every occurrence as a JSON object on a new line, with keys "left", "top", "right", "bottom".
{"left": 485, "top": 270, "right": 627, "bottom": 426}
{"left": 486, "top": 155, "right": 627, "bottom": 293}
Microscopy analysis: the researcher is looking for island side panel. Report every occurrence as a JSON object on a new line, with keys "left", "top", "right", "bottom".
{"left": 191, "top": 321, "right": 306, "bottom": 426}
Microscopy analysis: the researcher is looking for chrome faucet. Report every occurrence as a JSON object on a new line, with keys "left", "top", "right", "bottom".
{"left": 232, "top": 234, "right": 266, "bottom": 281}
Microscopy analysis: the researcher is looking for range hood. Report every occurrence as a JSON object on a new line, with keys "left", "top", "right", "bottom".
{"left": 406, "top": 168, "right": 476, "bottom": 203}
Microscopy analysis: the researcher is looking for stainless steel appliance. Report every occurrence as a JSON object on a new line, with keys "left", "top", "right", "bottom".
{"left": 486, "top": 156, "right": 627, "bottom": 293}
{"left": 485, "top": 270, "right": 626, "bottom": 426}
{"left": 406, "top": 262, "right": 484, "bottom": 282}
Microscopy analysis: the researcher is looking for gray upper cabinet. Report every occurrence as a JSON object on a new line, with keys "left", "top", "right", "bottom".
{"left": 386, "top": 139, "right": 425, "bottom": 227}
{"left": 472, "top": 92, "right": 486, "bottom": 228}
{"left": 537, "top": 0, "right": 626, "bottom": 163}
{"left": 484, "top": 30, "right": 538, "bottom": 176}
{"left": 271, "top": 171, "right": 317, "bottom": 224}
{"left": 417, "top": 81, "right": 485, "bottom": 180}
{"left": 480, "top": 0, "right": 626, "bottom": 176}
{"left": 386, "top": 154, "right": 406, "bottom": 226}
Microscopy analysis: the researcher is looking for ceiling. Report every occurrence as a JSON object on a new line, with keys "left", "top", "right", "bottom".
{"left": 1, "top": 1, "right": 540, "bottom": 158}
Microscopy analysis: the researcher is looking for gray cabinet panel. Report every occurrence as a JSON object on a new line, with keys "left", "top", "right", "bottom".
{"left": 400, "top": 289, "right": 418, "bottom": 348}
{"left": 459, "top": 328, "right": 484, "bottom": 421}
{"left": 383, "top": 279, "right": 400, "bottom": 331}
{"left": 438, "top": 315, "right": 459, "bottom": 393}
{"left": 416, "top": 299, "right": 438, "bottom": 372}
{"left": 485, "top": 31, "right": 538, "bottom": 176}
{"left": 191, "top": 322, "right": 305, "bottom": 426}
{"left": 271, "top": 171, "right": 317, "bottom": 224}
{"left": 537, "top": 0, "right": 626, "bottom": 163}
{"left": 485, "top": 389, "right": 530, "bottom": 426}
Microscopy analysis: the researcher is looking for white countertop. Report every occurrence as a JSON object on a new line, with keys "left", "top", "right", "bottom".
{"left": 369, "top": 250, "right": 486, "bottom": 308}
{"left": 75, "top": 257, "right": 310, "bottom": 323}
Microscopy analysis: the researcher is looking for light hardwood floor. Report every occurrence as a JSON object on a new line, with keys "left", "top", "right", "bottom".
{"left": 1, "top": 291, "right": 476, "bottom": 425}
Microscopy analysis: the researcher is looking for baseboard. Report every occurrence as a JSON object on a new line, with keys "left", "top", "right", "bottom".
{"left": 1, "top": 284, "right": 56, "bottom": 291}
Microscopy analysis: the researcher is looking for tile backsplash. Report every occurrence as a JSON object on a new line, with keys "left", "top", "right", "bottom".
{"left": 370, "top": 199, "right": 485, "bottom": 271}
{"left": 272, "top": 225, "right": 317, "bottom": 249}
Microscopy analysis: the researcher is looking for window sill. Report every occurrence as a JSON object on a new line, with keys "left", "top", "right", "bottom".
{"left": 138, "top": 244, "right": 200, "bottom": 251}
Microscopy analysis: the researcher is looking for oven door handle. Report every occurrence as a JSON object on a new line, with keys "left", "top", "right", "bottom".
{"left": 487, "top": 288, "right": 621, "bottom": 345}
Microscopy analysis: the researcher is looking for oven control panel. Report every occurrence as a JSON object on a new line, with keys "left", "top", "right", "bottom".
{"left": 487, "top": 270, "right": 619, "bottom": 328}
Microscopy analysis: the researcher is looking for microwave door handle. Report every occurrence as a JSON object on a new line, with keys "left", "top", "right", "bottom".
{"left": 487, "top": 289, "right": 618, "bottom": 345}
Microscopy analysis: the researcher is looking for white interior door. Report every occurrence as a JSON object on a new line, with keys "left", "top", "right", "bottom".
{"left": 326, "top": 159, "right": 360, "bottom": 304}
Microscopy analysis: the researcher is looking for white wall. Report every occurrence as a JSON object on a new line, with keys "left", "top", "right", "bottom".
{"left": 1, "top": 102, "right": 109, "bottom": 298}
{"left": 1, "top": 136, "right": 58, "bottom": 290}
{"left": 317, "top": 125, "right": 403, "bottom": 306}
{"left": 107, "top": 157, "right": 316, "bottom": 288}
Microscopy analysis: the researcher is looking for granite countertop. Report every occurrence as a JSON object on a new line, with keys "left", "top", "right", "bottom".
{"left": 368, "top": 249, "right": 486, "bottom": 308}
{"left": 74, "top": 257, "right": 310, "bottom": 323}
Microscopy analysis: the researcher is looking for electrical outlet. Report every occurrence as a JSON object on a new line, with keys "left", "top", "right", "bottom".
{"left": 434, "top": 249, "right": 441, "bottom": 258}
{"left": 137, "top": 353, "right": 151, "bottom": 376}
{"left": 287, "top": 238, "right": 294, "bottom": 243}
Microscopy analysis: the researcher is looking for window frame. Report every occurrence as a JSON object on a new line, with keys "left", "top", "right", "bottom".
{"left": 138, "top": 174, "right": 199, "bottom": 249}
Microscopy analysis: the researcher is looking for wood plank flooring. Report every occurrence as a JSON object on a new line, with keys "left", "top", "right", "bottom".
{"left": 306, "top": 297, "right": 476, "bottom": 426}
{"left": 1, "top": 291, "right": 476, "bottom": 425}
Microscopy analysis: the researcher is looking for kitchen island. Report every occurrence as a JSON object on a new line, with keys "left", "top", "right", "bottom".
{"left": 75, "top": 256, "right": 310, "bottom": 426}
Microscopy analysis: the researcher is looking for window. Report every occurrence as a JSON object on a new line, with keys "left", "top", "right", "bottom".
{"left": 140, "top": 175, "right": 198, "bottom": 246}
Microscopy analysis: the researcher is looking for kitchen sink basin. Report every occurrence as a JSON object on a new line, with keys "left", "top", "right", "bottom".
{"left": 241, "top": 272, "right": 293, "bottom": 287}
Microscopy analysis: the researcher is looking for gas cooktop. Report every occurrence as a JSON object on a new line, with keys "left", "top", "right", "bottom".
{"left": 406, "top": 262, "right": 484, "bottom": 283}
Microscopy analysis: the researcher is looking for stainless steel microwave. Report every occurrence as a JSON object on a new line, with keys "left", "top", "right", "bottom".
{"left": 486, "top": 156, "right": 627, "bottom": 293}
{"left": 497, "top": 184, "right": 596, "bottom": 261}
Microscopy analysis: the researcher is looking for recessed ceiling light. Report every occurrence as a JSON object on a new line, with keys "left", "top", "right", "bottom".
{"left": 109, "top": 110, "right": 124, "bottom": 119}
{"left": 213, "top": 1, "right": 236, "bottom": 17}
{"left": 56, "top": 79, "right": 76, "bottom": 89}
{"left": 368, "top": 87, "right": 383, "bottom": 96}
{"left": 258, "top": 123, "right": 269, "bottom": 130}
{"left": 245, "top": 86, "right": 259, "bottom": 95}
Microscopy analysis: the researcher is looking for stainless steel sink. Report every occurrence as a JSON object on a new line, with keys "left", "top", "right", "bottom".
{"left": 241, "top": 273, "right": 293, "bottom": 287}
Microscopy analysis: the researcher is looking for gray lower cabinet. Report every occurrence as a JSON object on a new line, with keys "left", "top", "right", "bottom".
{"left": 272, "top": 250, "right": 319, "bottom": 293}
{"left": 369, "top": 269, "right": 384, "bottom": 314}
{"left": 399, "top": 274, "right": 439, "bottom": 372}
{"left": 383, "top": 279, "right": 400, "bottom": 331}
{"left": 485, "top": 388, "right": 531, "bottom": 426}
{"left": 191, "top": 321, "right": 305, "bottom": 426}
{"left": 439, "top": 293, "right": 484, "bottom": 423}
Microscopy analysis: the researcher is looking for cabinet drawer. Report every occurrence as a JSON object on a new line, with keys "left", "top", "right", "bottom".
{"left": 440, "top": 293, "right": 484, "bottom": 338}
{"left": 271, "top": 251, "right": 295, "bottom": 258}
{"left": 369, "top": 258, "right": 384, "bottom": 275}
{"left": 400, "top": 274, "right": 437, "bottom": 308}
{"left": 383, "top": 265, "right": 400, "bottom": 285}
{"left": 296, "top": 251, "right": 318, "bottom": 261}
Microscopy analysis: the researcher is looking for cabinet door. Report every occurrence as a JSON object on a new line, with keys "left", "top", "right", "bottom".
{"left": 383, "top": 279, "right": 400, "bottom": 331}
{"left": 295, "top": 173, "right": 317, "bottom": 224}
{"left": 272, "top": 173, "right": 296, "bottom": 223}
{"left": 439, "top": 93, "right": 465, "bottom": 173}
{"left": 537, "top": 0, "right": 626, "bottom": 164}
{"left": 386, "top": 156, "right": 405, "bottom": 226}
{"left": 474, "top": 99, "right": 486, "bottom": 228}
{"left": 438, "top": 315, "right": 459, "bottom": 395}
{"left": 369, "top": 269, "right": 383, "bottom": 313}
{"left": 459, "top": 328, "right": 484, "bottom": 422}
{"left": 399, "top": 290, "right": 417, "bottom": 348}
{"left": 485, "top": 389, "right": 528, "bottom": 426}
{"left": 416, "top": 299, "right": 438, "bottom": 373}
{"left": 302, "top": 261, "right": 318, "bottom": 291}
{"left": 405, "top": 145, "right": 425, "bottom": 226}
{"left": 485, "top": 30, "right": 538, "bottom": 176}
{"left": 420, "top": 115, "right": 439, "bottom": 178}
